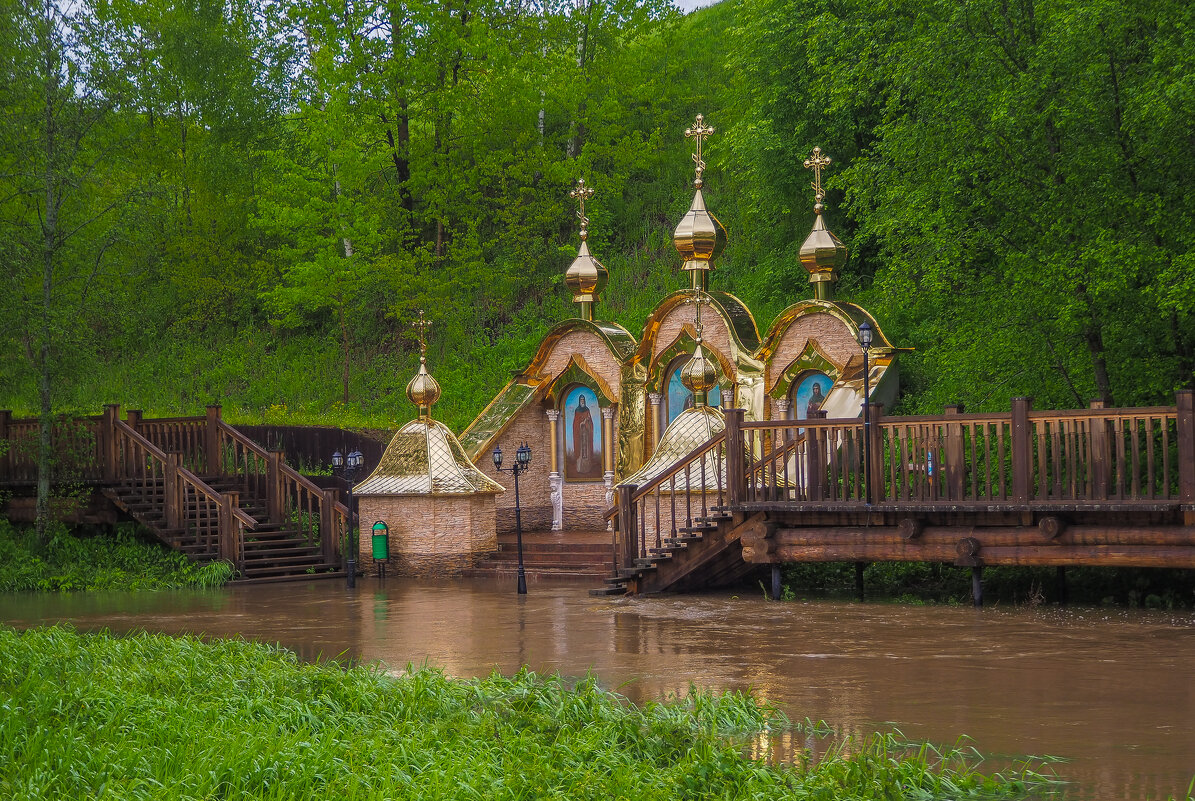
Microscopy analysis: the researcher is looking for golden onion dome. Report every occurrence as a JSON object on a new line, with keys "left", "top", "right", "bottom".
{"left": 799, "top": 212, "right": 848, "bottom": 290}
{"left": 564, "top": 239, "right": 609, "bottom": 305}
{"left": 680, "top": 340, "right": 718, "bottom": 401}
{"left": 406, "top": 354, "right": 441, "bottom": 418}
{"left": 672, "top": 188, "right": 728, "bottom": 270}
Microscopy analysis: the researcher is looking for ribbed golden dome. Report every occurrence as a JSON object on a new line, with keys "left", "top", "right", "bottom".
{"left": 564, "top": 239, "right": 608, "bottom": 306}
{"left": 680, "top": 341, "right": 717, "bottom": 400}
{"left": 672, "top": 188, "right": 728, "bottom": 269}
{"left": 406, "top": 355, "right": 441, "bottom": 418}
{"left": 799, "top": 212, "right": 848, "bottom": 289}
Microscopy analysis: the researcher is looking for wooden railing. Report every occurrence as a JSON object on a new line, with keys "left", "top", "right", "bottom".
{"left": 216, "top": 420, "right": 349, "bottom": 564}
{"left": 608, "top": 391, "right": 1195, "bottom": 572}
{"left": 610, "top": 433, "right": 727, "bottom": 572}
{"left": 0, "top": 411, "right": 104, "bottom": 484}
{"left": 738, "top": 396, "right": 1191, "bottom": 509}
{"left": 109, "top": 414, "right": 255, "bottom": 566}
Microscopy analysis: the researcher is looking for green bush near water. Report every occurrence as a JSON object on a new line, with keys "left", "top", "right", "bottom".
{"left": 0, "top": 627, "right": 1051, "bottom": 800}
{"left": 0, "top": 521, "right": 233, "bottom": 592}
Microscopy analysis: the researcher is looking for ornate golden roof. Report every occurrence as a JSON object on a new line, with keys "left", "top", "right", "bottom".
{"left": 672, "top": 115, "right": 727, "bottom": 290}
{"left": 355, "top": 418, "right": 504, "bottom": 496}
{"left": 564, "top": 179, "right": 608, "bottom": 320}
{"left": 799, "top": 147, "right": 848, "bottom": 299}
{"left": 623, "top": 405, "right": 725, "bottom": 490}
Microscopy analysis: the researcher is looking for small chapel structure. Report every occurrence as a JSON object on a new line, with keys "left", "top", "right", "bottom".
{"left": 458, "top": 116, "right": 902, "bottom": 540}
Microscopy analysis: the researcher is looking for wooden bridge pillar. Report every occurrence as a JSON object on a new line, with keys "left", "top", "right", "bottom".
{"left": 1011, "top": 397, "right": 1034, "bottom": 503}
{"left": 806, "top": 410, "right": 826, "bottom": 501}
{"left": 944, "top": 404, "right": 965, "bottom": 501}
{"left": 267, "top": 450, "right": 285, "bottom": 524}
{"left": 320, "top": 488, "right": 340, "bottom": 565}
{"left": 164, "top": 453, "right": 181, "bottom": 529}
{"left": 219, "top": 491, "right": 242, "bottom": 570}
{"left": 1087, "top": 399, "right": 1110, "bottom": 500}
{"left": 866, "top": 402, "right": 885, "bottom": 503}
{"left": 725, "top": 408, "right": 745, "bottom": 506}
{"left": 205, "top": 405, "right": 222, "bottom": 476}
{"left": 101, "top": 405, "right": 120, "bottom": 481}
{"left": 617, "top": 484, "right": 638, "bottom": 571}
{"left": 1179, "top": 390, "right": 1195, "bottom": 525}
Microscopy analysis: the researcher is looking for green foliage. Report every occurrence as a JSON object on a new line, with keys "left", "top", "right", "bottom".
{"left": 0, "top": 626, "right": 1051, "bottom": 799}
{"left": 0, "top": 520, "right": 233, "bottom": 592}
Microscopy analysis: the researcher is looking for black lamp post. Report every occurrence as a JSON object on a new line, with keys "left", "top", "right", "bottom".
{"left": 858, "top": 322, "right": 874, "bottom": 505}
{"left": 492, "top": 442, "right": 532, "bottom": 595}
{"left": 332, "top": 448, "right": 364, "bottom": 589}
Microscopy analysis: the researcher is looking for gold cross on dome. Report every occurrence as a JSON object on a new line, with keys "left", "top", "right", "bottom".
{"left": 682, "top": 290, "right": 712, "bottom": 340}
{"left": 685, "top": 114, "right": 715, "bottom": 188}
{"left": 803, "top": 146, "right": 832, "bottom": 207}
{"left": 412, "top": 310, "right": 432, "bottom": 354}
{"left": 568, "top": 178, "right": 595, "bottom": 240}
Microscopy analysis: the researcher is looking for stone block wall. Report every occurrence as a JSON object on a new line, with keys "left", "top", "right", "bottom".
{"left": 561, "top": 480, "right": 610, "bottom": 530}
{"left": 358, "top": 494, "right": 497, "bottom": 577}
{"left": 490, "top": 404, "right": 552, "bottom": 533}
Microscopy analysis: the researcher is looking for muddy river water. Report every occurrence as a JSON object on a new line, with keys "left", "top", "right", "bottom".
{"left": 3, "top": 578, "right": 1193, "bottom": 799}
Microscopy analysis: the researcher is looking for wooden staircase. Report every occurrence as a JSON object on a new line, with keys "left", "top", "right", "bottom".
{"left": 464, "top": 530, "right": 612, "bottom": 583}
{"left": 13, "top": 405, "right": 353, "bottom": 584}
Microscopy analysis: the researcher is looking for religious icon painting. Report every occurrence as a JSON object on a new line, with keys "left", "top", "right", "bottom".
{"left": 665, "top": 358, "right": 722, "bottom": 426}
{"left": 563, "top": 385, "right": 603, "bottom": 481}
{"left": 792, "top": 372, "right": 833, "bottom": 420}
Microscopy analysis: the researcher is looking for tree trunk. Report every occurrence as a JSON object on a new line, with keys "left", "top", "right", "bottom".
{"left": 36, "top": 0, "right": 58, "bottom": 543}
{"left": 339, "top": 305, "right": 351, "bottom": 404}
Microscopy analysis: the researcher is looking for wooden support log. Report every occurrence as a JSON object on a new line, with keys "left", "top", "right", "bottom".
{"left": 898, "top": 517, "right": 923, "bottom": 540}
{"left": 771, "top": 542, "right": 1195, "bottom": 568}
{"left": 1011, "top": 397, "right": 1033, "bottom": 503}
{"left": 617, "top": 484, "right": 638, "bottom": 571}
{"left": 1179, "top": 390, "right": 1195, "bottom": 525}
{"left": 725, "top": 409, "right": 746, "bottom": 506}
{"left": 955, "top": 536, "right": 982, "bottom": 567}
{"left": 1038, "top": 515, "right": 1066, "bottom": 540}
{"left": 773, "top": 525, "right": 1195, "bottom": 548}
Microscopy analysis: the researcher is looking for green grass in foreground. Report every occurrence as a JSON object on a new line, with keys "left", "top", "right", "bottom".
{"left": 0, "top": 521, "right": 233, "bottom": 592}
{"left": 0, "top": 627, "right": 1054, "bottom": 800}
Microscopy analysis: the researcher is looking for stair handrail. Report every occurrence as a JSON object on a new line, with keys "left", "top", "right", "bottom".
{"left": 110, "top": 418, "right": 255, "bottom": 564}
{"left": 215, "top": 420, "right": 350, "bottom": 562}
{"left": 605, "top": 432, "right": 727, "bottom": 521}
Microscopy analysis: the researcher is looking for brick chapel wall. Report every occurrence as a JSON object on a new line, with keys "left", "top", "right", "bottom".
{"left": 652, "top": 305, "right": 734, "bottom": 369}
{"left": 358, "top": 493, "right": 497, "bottom": 577}
{"left": 492, "top": 404, "right": 552, "bottom": 533}
{"left": 766, "top": 312, "right": 860, "bottom": 394}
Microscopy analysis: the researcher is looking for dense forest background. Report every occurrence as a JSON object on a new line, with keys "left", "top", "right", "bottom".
{"left": 3, "top": 0, "right": 1193, "bottom": 434}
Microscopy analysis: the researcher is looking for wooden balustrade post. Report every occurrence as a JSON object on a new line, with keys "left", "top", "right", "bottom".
{"left": 126, "top": 409, "right": 143, "bottom": 428}
{"left": 320, "top": 489, "right": 340, "bottom": 565}
{"left": 0, "top": 409, "right": 10, "bottom": 480}
{"left": 267, "top": 450, "right": 284, "bottom": 523}
{"left": 867, "top": 402, "right": 886, "bottom": 503}
{"left": 617, "top": 484, "right": 637, "bottom": 571}
{"left": 1011, "top": 397, "right": 1033, "bottom": 503}
{"left": 102, "top": 405, "right": 119, "bottom": 480}
{"left": 164, "top": 453, "right": 181, "bottom": 529}
{"left": 205, "top": 405, "right": 222, "bottom": 477}
{"left": 944, "top": 404, "right": 965, "bottom": 501}
{"left": 1178, "top": 390, "right": 1195, "bottom": 525}
{"left": 219, "top": 491, "right": 242, "bottom": 570}
{"left": 806, "top": 410, "right": 826, "bottom": 501}
{"left": 725, "top": 408, "right": 746, "bottom": 507}
{"left": 1089, "top": 399, "right": 1110, "bottom": 500}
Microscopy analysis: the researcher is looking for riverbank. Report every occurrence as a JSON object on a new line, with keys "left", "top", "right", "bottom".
{"left": 0, "top": 521, "right": 233, "bottom": 592}
{"left": 0, "top": 626, "right": 1050, "bottom": 799}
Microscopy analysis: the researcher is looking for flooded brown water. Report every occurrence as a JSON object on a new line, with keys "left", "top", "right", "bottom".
{"left": 3, "top": 578, "right": 1193, "bottom": 800}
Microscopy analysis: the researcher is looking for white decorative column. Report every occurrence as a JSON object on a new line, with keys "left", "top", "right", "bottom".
{"left": 546, "top": 409, "right": 563, "bottom": 531}
{"left": 602, "top": 405, "right": 617, "bottom": 532}
{"left": 647, "top": 392, "right": 663, "bottom": 447}
{"left": 776, "top": 398, "right": 792, "bottom": 420}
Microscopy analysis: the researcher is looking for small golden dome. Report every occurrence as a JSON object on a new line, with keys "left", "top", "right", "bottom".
{"left": 672, "top": 188, "right": 728, "bottom": 269}
{"left": 564, "top": 239, "right": 609, "bottom": 305}
{"left": 406, "top": 355, "right": 441, "bottom": 418}
{"left": 799, "top": 212, "right": 848, "bottom": 285}
{"left": 680, "top": 340, "right": 718, "bottom": 400}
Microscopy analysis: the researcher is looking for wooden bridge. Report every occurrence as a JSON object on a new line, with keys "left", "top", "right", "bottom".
{"left": 0, "top": 406, "right": 350, "bottom": 583}
{"left": 601, "top": 392, "right": 1195, "bottom": 600}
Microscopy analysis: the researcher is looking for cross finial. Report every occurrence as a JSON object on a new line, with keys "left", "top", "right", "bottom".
{"left": 803, "top": 146, "right": 832, "bottom": 212}
{"left": 412, "top": 310, "right": 432, "bottom": 357}
{"left": 685, "top": 114, "right": 715, "bottom": 188}
{"left": 682, "top": 290, "right": 712, "bottom": 341}
{"left": 569, "top": 178, "right": 595, "bottom": 240}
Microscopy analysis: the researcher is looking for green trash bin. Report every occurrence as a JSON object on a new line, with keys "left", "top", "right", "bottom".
{"left": 371, "top": 521, "right": 390, "bottom": 561}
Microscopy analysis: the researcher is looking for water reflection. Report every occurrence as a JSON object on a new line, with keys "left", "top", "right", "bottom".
{"left": 2, "top": 578, "right": 1193, "bottom": 800}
